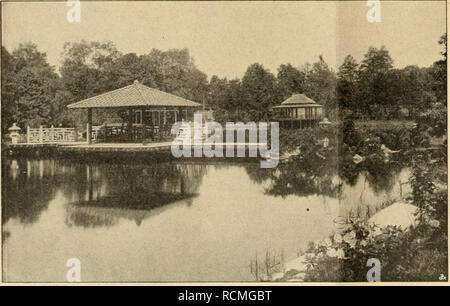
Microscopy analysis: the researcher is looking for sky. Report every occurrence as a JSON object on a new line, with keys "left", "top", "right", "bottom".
{"left": 2, "top": 1, "right": 446, "bottom": 79}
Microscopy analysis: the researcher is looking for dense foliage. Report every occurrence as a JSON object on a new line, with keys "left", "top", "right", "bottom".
{"left": 2, "top": 34, "right": 446, "bottom": 134}
{"left": 296, "top": 108, "right": 447, "bottom": 282}
{"left": 302, "top": 151, "right": 447, "bottom": 282}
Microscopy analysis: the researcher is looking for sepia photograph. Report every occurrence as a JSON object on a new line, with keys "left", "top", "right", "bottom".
{"left": 0, "top": 0, "right": 448, "bottom": 287}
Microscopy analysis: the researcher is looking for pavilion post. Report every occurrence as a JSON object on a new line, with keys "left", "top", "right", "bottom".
{"left": 128, "top": 108, "right": 134, "bottom": 141}
{"left": 86, "top": 108, "right": 92, "bottom": 144}
{"left": 159, "top": 111, "right": 163, "bottom": 140}
{"left": 39, "top": 125, "right": 44, "bottom": 143}
{"left": 178, "top": 107, "right": 183, "bottom": 122}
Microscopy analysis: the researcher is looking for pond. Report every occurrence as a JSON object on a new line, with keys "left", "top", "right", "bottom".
{"left": 1, "top": 158, "right": 411, "bottom": 282}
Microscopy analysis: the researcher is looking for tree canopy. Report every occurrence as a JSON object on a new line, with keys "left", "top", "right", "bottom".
{"left": 1, "top": 35, "right": 447, "bottom": 133}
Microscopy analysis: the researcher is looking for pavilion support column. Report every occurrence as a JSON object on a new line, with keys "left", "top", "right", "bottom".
{"left": 128, "top": 108, "right": 134, "bottom": 141}
{"left": 87, "top": 108, "right": 92, "bottom": 144}
{"left": 178, "top": 107, "right": 184, "bottom": 122}
{"left": 142, "top": 108, "right": 148, "bottom": 141}
{"left": 159, "top": 111, "right": 163, "bottom": 140}
{"left": 88, "top": 165, "right": 93, "bottom": 201}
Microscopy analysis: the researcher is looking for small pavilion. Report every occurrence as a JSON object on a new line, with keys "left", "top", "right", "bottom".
{"left": 67, "top": 80, "right": 202, "bottom": 143}
{"left": 271, "top": 93, "right": 324, "bottom": 129}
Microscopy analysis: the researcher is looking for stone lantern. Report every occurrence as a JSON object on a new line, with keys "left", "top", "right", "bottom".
{"left": 319, "top": 117, "right": 331, "bottom": 128}
{"left": 319, "top": 118, "right": 331, "bottom": 148}
{"left": 8, "top": 123, "right": 21, "bottom": 144}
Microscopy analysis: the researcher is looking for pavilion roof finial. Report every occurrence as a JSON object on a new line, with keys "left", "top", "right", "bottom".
{"left": 133, "top": 80, "right": 140, "bottom": 85}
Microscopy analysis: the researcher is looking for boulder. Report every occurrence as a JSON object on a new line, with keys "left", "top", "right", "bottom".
{"left": 270, "top": 272, "right": 285, "bottom": 281}
{"left": 353, "top": 154, "right": 364, "bottom": 164}
{"left": 369, "top": 202, "right": 418, "bottom": 229}
{"left": 284, "top": 255, "right": 308, "bottom": 273}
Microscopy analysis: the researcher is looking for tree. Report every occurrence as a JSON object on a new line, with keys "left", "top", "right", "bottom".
{"left": 208, "top": 76, "right": 230, "bottom": 110}
{"left": 241, "top": 63, "right": 280, "bottom": 121}
{"left": 207, "top": 76, "right": 244, "bottom": 123}
{"left": 2, "top": 43, "right": 60, "bottom": 131}
{"left": 59, "top": 44, "right": 210, "bottom": 128}
{"left": 391, "top": 66, "right": 436, "bottom": 119}
{"left": 337, "top": 55, "right": 359, "bottom": 116}
{"left": 303, "top": 56, "right": 337, "bottom": 119}
{"left": 358, "top": 46, "right": 394, "bottom": 119}
{"left": 139, "top": 48, "right": 208, "bottom": 103}
{"left": 277, "top": 64, "right": 305, "bottom": 99}
{"left": 104, "top": 53, "right": 153, "bottom": 89}
{"left": 60, "top": 40, "right": 121, "bottom": 101}
{"left": 432, "top": 34, "right": 447, "bottom": 104}
{"left": 1, "top": 46, "right": 17, "bottom": 134}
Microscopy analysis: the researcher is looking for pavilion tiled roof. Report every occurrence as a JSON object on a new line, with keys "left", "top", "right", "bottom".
{"left": 67, "top": 80, "right": 202, "bottom": 109}
{"left": 272, "top": 93, "right": 322, "bottom": 108}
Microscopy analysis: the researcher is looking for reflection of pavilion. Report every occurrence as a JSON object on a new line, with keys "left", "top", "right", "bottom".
{"left": 66, "top": 192, "right": 198, "bottom": 227}
{"left": 63, "top": 162, "right": 207, "bottom": 228}
{"left": 3, "top": 157, "right": 209, "bottom": 227}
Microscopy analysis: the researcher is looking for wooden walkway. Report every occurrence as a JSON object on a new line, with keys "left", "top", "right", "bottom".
{"left": 6, "top": 141, "right": 267, "bottom": 158}
{"left": 8, "top": 141, "right": 87, "bottom": 147}
{"left": 60, "top": 142, "right": 173, "bottom": 152}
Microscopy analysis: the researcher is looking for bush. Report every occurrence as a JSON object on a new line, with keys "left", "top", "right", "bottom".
{"left": 302, "top": 152, "right": 447, "bottom": 282}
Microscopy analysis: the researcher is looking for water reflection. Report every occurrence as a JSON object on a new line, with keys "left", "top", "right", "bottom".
{"left": 245, "top": 156, "right": 410, "bottom": 219}
{"left": 2, "top": 159, "right": 58, "bottom": 225}
{"left": 2, "top": 157, "right": 410, "bottom": 282}
{"left": 2, "top": 159, "right": 207, "bottom": 229}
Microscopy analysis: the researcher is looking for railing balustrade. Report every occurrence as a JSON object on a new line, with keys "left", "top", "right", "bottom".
{"left": 27, "top": 126, "right": 77, "bottom": 144}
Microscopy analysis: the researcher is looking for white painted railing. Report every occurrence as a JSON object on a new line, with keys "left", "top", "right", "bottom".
{"left": 27, "top": 126, "right": 77, "bottom": 144}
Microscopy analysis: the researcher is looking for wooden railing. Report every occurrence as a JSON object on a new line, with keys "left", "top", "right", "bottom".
{"left": 94, "top": 124, "right": 175, "bottom": 142}
{"left": 27, "top": 126, "right": 77, "bottom": 144}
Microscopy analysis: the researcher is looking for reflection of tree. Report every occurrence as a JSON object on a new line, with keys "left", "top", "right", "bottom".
{"left": 338, "top": 156, "right": 361, "bottom": 186}
{"left": 2, "top": 159, "right": 59, "bottom": 225}
{"left": 245, "top": 127, "right": 343, "bottom": 197}
{"left": 245, "top": 150, "right": 406, "bottom": 199}
{"left": 244, "top": 163, "right": 273, "bottom": 184}
{"left": 245, "top": 147, "right": 341, "bottom": 198}
{"left": 363, "top": 162, "right": 403, "bottom": 194}
{"left": 266, "top": 157, "right": 340, "bottom": 198}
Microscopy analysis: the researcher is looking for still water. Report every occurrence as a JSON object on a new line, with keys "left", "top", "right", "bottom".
{"left": 2, "top": 158, "right": 410, "bottom": 282}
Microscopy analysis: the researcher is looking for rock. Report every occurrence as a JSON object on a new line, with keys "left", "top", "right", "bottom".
{"left": 381, "top": 144, "right": 400, "bottom": 154}
{"left": 271, "top": 272, "right": 285, "bottom": 281}
{"left": 284, "top": 255, "right": 308, "bottom": 273}
{"left": 290, "top": 272, "right": 306, "bottom": 281}
{"left": 259, "top": 274, "right": 270, "bottom": 281}
{"left": 369, "top": 202, "right": 418, "bottom": 229}
{"left": 353, "top": 154, "right": 364, "bottom": 164}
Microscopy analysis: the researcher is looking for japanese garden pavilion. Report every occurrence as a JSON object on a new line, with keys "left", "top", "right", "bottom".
{"left": 67, "top": 80, "right": 202, "bottom": 143}
{"left": 271, "top": 93, "right": 324, "bottom": 129}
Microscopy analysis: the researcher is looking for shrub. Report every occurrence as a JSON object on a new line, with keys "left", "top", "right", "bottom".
{"left": 302, "top": 152, "right": 447, "bottom": 282}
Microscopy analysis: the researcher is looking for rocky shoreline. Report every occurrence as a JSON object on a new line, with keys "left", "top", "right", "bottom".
{"left": 270, "top": 202, "right": 418, "bottom": 282}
